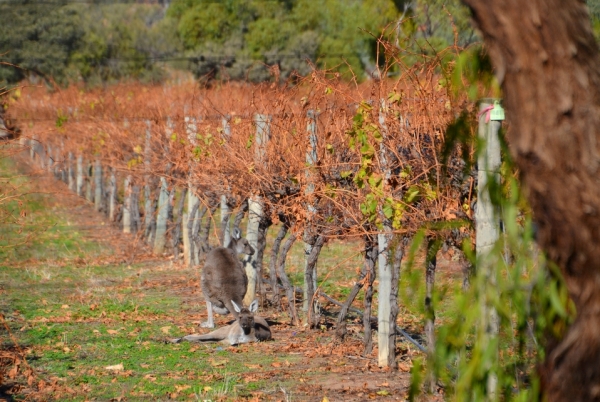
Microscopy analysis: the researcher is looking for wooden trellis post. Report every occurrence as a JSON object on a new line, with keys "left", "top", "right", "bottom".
{"left": 76, "top": 155, "right": 84, "bottom": 196}
{"left": 123, "top": 175, "right": 133, "bottom": 234}
{"left": 67, "top": 152, "right": 75, "bottom": 192}
{"left": 476, "top": 99, "right": 504, "bottom": 399}
{"left": 220, "top": 115, "right": 232, "bottom": 247}
{"left": 377, "top": 99, "right": 397, "bottom": 367}
{"left": 303, "top": 110, "right": 321, "bottom": 315}
{"left": 154, "top": 118, "right": 174, "bottom": 255}
{"left": 108, "top": 168, "right": 117, "bottom": 221}
{"left": 184, "top": 113, "right": 201, "bottom": 266}
{"left": 143, "top": 120, "right": 155, "bottom": 242}
{"left": 85, "top": 161, "right": 93, "bottom": 202}
{"left": 94, "top": 159, "right": 102, "bottom": 211}
{"left": 243, "top": 113, "right": 270, "bottom": 306}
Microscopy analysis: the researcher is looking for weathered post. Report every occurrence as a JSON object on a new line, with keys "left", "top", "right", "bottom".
{"left": 67, "top": 152, "right": 75, "bottom": 192}
{"left": 76, "top": 155, "right": 84, "bottom": 196}
{"left": 377, "top": 100, "right": 396, "bottom": 367}
{"left": 143, "top": 120, "right": 155, "bottom": 241}
{"left": 154, "top": 177, "right": 169, "bottom": 254}
{"left": 85, "top": 162, "right": 93, "bottom": 202}
{"left": 94, "top": 159, "right": 103, "bottom": 211}
{"left": 184, "top": 113, "right": 201, "bottom": 266}
{"left": 46, "top": 144, "right": 53, "bottom": 173}
{"left": 108, "top": 167, "right": 117, "bottom": 221}
{"left": 220, "top": 115, "right": 232, "bottom": 247}
{"left": 476, "top": 99, "right": 503, "bottom": 399}
{"left": 153, "top": 118, "right": 174, "bottom": 255}
{"left": 123, "top": 175, "right": 133, "bottom": 234}
{"left": 243, "top": 114, "right": 270, "bottom": 306}
{"left": 303, "top": 110, "right": 320, "bottom": 314}
{"left": 30, "top": 135, "right": 36, "bottom": 160}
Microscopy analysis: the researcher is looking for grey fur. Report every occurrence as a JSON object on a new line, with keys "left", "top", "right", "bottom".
{"left": 171, "top": 300, "right": 272, "bottom": 346}
{"left": 201, "top": 227, "right": 255, "bottom": 328}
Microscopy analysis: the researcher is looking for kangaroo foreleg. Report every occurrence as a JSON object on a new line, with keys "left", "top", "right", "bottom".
{"left": 201, "top": 301, "right": 215, "bottom": 328}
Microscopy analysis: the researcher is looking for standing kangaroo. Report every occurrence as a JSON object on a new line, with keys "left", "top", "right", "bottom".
{"left": 201, "top": 227, "right": 254, "bottom": 328}
{"left": 171, "top": 300, "right": 272, "bottom": 345}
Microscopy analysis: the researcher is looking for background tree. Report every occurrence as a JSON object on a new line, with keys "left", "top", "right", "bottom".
{"left": 461, "top": 0, "right": 600, "bottom": 400}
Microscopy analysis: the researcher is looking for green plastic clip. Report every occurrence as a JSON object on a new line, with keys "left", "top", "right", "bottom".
{"left": 490, "top": 101, "right": 505, "bottom": 121}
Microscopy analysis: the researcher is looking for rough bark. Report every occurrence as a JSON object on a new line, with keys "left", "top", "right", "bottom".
{"left": 269, "top": 224, "right": 288, "bottom": 305}
{"left": 387, "top": 236, "right": 406, "bottom": 369}
{"left": 172, "top": 188, "right": 187, "bottom": 261}
{"left": 305, "top": 235, "right": 325, "bottom": 328}
{"left": 277, "top": 233, "right": 299, "bottom": 325}
{"left": 335, "top": 260, "right": 367, "bottom": 331}
{"left": 256, "top": 215, "right": 272, "bottom": 305}
{"left": 461, "top": 1, "right": 600, "bottom": 400}
{"left": 197, "top": 204, "right": 218, "bottom": 261}
{"left": 362, "top": 234, "right": 377, "bottom": 356}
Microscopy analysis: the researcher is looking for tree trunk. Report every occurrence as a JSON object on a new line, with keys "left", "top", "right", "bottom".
{"left": 256, "top": 215, "right": 272, "bottom": 305}
{"left": 387, "top": 236, "right": 406, "bottom": 369}
{"left": 461, "top": 1, "right": 600, "bottom": 399}
{"left": 197, "top": 204, "right": 217, "bottom": 261}
{"left": 305, "top": 235, "right": 325, "bottom": 328}
{"left": 269, "top": 224, "right": 288, "bottom": 305}
{"left": 186, "top": 200, "right": 200, "bottom": 267}
{"left": 172, "top": 188, "right": 187, "bottom": 261}
{"left": 336, "top": 251, "right": 368, "bottom": 331}
{"left": 277, "top": 233, "right": 299, "bottom": 325}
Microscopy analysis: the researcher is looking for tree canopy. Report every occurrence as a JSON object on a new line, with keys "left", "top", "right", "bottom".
{"left": 0, "top": 0, "right": 480, "bottom": 87}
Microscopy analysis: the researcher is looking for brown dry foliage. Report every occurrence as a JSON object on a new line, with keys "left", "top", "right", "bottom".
{"left": 6, "top": 50, "right": 475, "bottom": 245}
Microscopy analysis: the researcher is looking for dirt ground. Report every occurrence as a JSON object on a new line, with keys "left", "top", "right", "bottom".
{"left": 2, "top": 154, "right": 449, "bottom": 401}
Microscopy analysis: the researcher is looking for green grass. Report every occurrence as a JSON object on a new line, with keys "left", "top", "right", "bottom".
{"left": 0, "top": 155, "right": 103, "bottom": 263}
{"left": 1, "top": 261, "right": 301, "bottom": 401}
{"left": 0, "top": 156, "right": 300, "bottom": 401}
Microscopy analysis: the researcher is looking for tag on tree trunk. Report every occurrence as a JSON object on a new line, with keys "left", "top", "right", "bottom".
{"left": 490, "top": 101, "right": 505, "bottom": 121}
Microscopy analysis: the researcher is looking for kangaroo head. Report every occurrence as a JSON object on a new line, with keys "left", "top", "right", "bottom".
{"left": 229, "top": 228, "right": 255, "bottom": 256}
{"left": 231, "top": 300, "right": 258, "bottom": 335}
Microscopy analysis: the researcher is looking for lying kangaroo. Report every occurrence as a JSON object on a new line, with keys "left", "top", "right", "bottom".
{"left": 201, "top": 227, "right": 254, "bottom": 328}
{"left": 171, "top": 300, "right": 272, "bottom": 346}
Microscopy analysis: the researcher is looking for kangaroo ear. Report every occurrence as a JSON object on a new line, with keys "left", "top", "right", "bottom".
{"left": 249, "top": 299, "right": 258, "bottom": 313}
{"left": 231, "top": 300, "right": 242, "bottom": 313}
{"left": 233, "top": 228, "right": 241, "bottom": 240}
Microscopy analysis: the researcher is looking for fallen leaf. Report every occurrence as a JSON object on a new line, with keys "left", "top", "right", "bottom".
{"left": 209, "top": 359, "right": 228, "bottom": 367}
{"left": 245, "top": 364, "right": 261, "bottom": 369}
{"left": 377, "top": 390, "right": 391, "bottom": 396}
{"left": 104, "top": 363, "right": 124, "bottom": 371}
{"left": 175, "top": 384, "right": 191, "bottom": 392}
{"left": 160, "top": 326, "right": 171, "bottom": 334}
{"left": 107, "top": 329, "right": 119, "bottom": 335}
{"left": 271, "top": 362, "right": 282, "bottom": 368}
{"left": 61, "top": 305, "right": 70, "bottom": 309}
{"left": 399, "top": 362, "right": 411, "bottom": 372}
